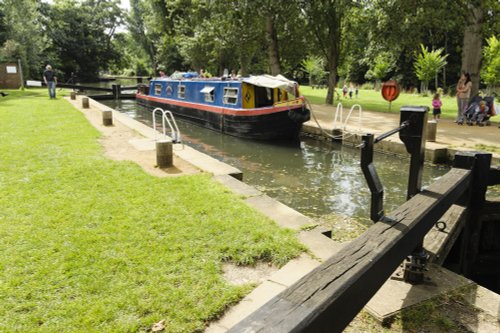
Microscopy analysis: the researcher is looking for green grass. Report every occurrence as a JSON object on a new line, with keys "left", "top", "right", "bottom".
{"left": 0, "top": 90, "right": 304, "bottom": 332}
{"left": 302, "top": 86, "right": 458, "bottom": 119}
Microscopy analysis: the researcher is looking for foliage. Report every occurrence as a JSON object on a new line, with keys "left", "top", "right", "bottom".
{"left": 0, "top": 89, "right": 304, "bottom": 332}
{"left": 414, "top": 44, "right": 448, "bottom": 94}
{"left": 0, "top": 0, "right": 46, "bottom": 79}
{"left": 365, "top": 52, "right": 396, "bottom": 89}
{"left": 298, "top": 0, "right": 358, "bottom": 104}
{"left": 481, "top": 35, "right": 500, "bottom": 90}
{"left": 301, "top": 56, "right": 326, "bottom": 86}
{"left": 40, "top": 0, "right": 124, "bottom": 81}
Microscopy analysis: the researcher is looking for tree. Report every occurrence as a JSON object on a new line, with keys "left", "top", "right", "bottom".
{"left": 414, "top": 44, "right": 448, "bottom": 94}
{"left": 42, "top": 0, "right": 123, "bottom": 81}
{"left": 301, "top": 56, "right": 326, "bottom": 86}
{"left": 298, "top": 0, "right": 357, "bottom": 104}
{"left": 0, "top": 4, "right": 7, "bottom": 46}
{"left": 461, "top": 1, "right": 484, "bottom": 97}
{"left": 365, "top": 52, "right": 395, "bottom": 90}
{"left": 0, "top": 0, "right": 46, "bottom": 79}
{"left": 481, "top": 35, "right": 500, "bottom": 92}
{"left": 128, "top": 0, "right": 157, "bottom": 74}
{"left": 366, "top": 0, "right": 464, "bottom": 90}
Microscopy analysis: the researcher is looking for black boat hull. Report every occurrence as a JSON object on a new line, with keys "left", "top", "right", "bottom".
{"left": 136, "top": 95, "right": 307, "bottom": 140}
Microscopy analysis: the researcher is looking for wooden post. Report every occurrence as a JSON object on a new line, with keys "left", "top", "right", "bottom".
{"left": 112, "top": 84, "right": 121, "bottom": 99}
{"left": 399, "top": 106, "right": 428, "bottom": 284}
{"left": 82, "top": 97, "right": 89, "bottom": 108}
{"left": 453, "top": 151, "right": 491, "bottom": 276}
{"left": 156, "top": 139, "right": 173, "bottom": 168}
{"left": 102, "top": 110, "right": 113, "bottom": 126}
{"left": 70, "top": 91, "right": 76, "bottom": 100}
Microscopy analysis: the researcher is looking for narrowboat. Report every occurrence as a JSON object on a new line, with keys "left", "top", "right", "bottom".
{"left": 136, "top": 74, "right": 310, "bottom": 140}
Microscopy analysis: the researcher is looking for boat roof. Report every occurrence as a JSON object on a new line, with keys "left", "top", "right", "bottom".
{"left": 242, "top": 75, "right": 298, "bottom": 94}
{"left": 153, "top": 74, "right": 298, "bottom": 94}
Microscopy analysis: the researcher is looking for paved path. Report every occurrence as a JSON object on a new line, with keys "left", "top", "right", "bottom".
{"left": 308, "top": 104, "right": 500, "bottom": 160}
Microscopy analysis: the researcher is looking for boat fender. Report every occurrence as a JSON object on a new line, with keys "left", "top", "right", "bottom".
{"left": 288, "top": 108, "right": 311, "bottom": 123}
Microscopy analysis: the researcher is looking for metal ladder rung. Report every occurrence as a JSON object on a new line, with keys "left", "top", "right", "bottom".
{"left": 152, "top": 107, "right": 182, "bottom": 143}
{"left": 333, "top": 103, "right": 363, "bottom": 137}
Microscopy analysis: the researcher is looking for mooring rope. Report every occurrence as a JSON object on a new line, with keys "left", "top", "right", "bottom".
{"left": 304, "top": 98, "right": 362, "bottom": 142}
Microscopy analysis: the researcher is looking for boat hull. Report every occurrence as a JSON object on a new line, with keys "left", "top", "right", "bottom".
{"left": 136, "top": 94, "right": 307, "bottom": 140}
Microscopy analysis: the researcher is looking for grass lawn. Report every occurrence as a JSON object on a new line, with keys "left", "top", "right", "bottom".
{"left": 0, "top": 90, "right": 304, "bottom": 332}
{"left": 301, "top": 86, "right": 458, "bottom": 119}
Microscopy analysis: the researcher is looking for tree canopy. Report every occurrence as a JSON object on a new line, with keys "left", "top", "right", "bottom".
{"left": 0, "top": 0, "right": 498, "bottom": 102}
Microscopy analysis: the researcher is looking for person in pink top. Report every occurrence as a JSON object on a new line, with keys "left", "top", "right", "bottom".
{"left": 432, "top": 93, "right": 442, "bottom": 121}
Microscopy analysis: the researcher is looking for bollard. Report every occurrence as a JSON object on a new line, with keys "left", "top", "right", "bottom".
{"left": 82, "top": 97, "right": 89, "bottom": 109}
{"left": 426, "top": 120, "right": 437, "bottom": 142}
{"left": 156, "top": 139, "right": 173, "bottom": 168}
{"left": 112, "top": 84, "right": 121, "bottom": 99}
{"left": 70, "top": 91, "right": 76, "bottom": 100}
{"left": 102, "top": 110, "right": 113, "bottom": 126}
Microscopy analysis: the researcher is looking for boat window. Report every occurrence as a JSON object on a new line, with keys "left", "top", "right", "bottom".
{"left": 223, "top": 87, "right": 239, "bottom": 105}
{"left": 154, "top": 84, "right": 162, "bottom": 96}
{"left": 201, "top": 86, "right": 215, "bottom": 102}
{"left": 178, "top": 85, "right": 186, "bottom": 99}
{"left": 254, "top": 86, "right": 274, "bottom": 107}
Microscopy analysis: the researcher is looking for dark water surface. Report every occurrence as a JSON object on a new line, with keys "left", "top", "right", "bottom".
{"left": 100, "top": 98, "right": 452, "bottom": 225}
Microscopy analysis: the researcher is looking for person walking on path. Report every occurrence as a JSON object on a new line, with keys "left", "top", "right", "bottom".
{"left": 456, "top": 72, "right": 472, "bottom": 122}
{"left": 43, "top": 65, "right": 57, "bottom": 99}
{"left": 432, "top": 93, "right": 442, "bottom": 121}
{"left": 342, "top": 84, "right": 348, "bottom": 98}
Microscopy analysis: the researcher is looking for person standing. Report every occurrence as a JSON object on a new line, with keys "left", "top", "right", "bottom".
{"left": 431, "top": 93, "right": 442, "bottom": 121}
{"left": 342, "top": 84, "right": 348, "bottom": 98}
{"left": 43, "top": 65, "right": 57, "bottom": 99}
{"left": 456, "top": 72, "right": 472, "bottom": 122}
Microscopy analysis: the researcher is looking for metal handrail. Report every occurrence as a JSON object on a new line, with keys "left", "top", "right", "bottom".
{"left": 332, "top": 103, "right": 363, "bottom": 140}
{"left": 152, "top": 107, "right": 182, "bottom": 143}
{"left": 343, "top": 104, "right": 363, "bottom": 131}
{"left": 333, "top": 102, "right": 343, "bottom": 129}
{"left": 163, "top": 110, "right": 181, "bottom": 143}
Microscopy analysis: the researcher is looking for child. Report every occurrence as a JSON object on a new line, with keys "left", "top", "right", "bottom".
{"left": 432, "top": 93, "right": 442, "bottom": 121}
{"left": 473, "top": 101, "right": 489, "bottom": 126}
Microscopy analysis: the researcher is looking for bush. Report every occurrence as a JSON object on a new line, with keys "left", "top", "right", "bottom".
{"left": 361, "top": 82, "right": 375, "bottom": 90}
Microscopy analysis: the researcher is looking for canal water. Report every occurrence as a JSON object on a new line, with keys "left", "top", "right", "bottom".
{"left": 99, "top": 98, "right": 451, "bottom": 226}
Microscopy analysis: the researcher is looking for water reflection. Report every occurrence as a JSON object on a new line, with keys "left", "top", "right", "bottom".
{"left": 100, "top": 98, "right": 450, "bottom": 224}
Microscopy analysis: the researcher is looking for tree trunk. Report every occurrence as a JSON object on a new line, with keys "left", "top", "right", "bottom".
{"left": 326, "top": 64, "right": 337, "bottom": 105}
{"left": 461, "top": 5, "right": 484, "bottom": 97}
{"left": 265, "top": 14, "right": 281, "bottom": 76}
{"left": 149, "top": 43, "right": 157, "bottom": 75}
{"left": 325, "top": 29, "right": 340, "bottom": 105}
{"left": 443, "top": 34, "right": 448, "bottom": 90}
{"left": 239, "top": 54, "right": 249, "bottom": 77}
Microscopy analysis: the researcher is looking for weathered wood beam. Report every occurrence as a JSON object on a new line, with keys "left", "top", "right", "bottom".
{"left": 488, "top": 166, "right": 500, "bottom": 186}
{"left": 424, "top": 204, "right": 467, "bottom": 265}
{"left": 57, "top": 83, "right": 112, "bottom": 92}
{"left": 228, "top": 168, "right": 471, "bottom": 333}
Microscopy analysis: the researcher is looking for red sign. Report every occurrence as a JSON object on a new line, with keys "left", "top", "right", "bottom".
{"left": 381, "top": 80, "right": 400, "bottom": 102}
